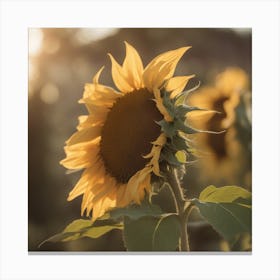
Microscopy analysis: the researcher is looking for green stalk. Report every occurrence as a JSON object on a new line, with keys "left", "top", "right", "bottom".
{"left": 166, "top": 166, "right": 191, "bottom": 251}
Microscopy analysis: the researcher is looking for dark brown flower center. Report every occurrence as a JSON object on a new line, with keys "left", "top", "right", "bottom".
{"left": 100, "top": 88, "right": 162, "bottom": 183}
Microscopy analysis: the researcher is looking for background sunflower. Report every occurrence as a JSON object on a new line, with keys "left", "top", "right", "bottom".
{"left": 28, "top": 28, "right": 251, "bottom": 251}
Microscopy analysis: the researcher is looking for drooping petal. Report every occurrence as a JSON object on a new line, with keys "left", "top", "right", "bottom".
{"left": 153, "top": 87, "right": 173, "bottom": 122}
{"left": 133, "top": 173, "right": 151, "bottom": 204}
{"left": 166, "top": 75, "right": 195, "bottom": 98}
{"left": 151, "top": 133, "right": 166, "bottom": 146}
{"left": 123, "top": 41, "right": 144, "bottom": 89}
{"left": 66, "top": 158, "right": 104, "bottom": 201}
{"left": 143, "top": 133, "right": 166, "bottom": 177}
{"left": 82, "top": 174, "right": 118, "bottom": 220}
{"left": 67, "top": 167, "right": 92, "bottom": 201}
{"left": 143, "top": 47, "right": 191, "bottom": 90}
{"left": 124, "top": 166, "right": 152, "bottom": 203}
{"left": 91, "top": 188, "right": 117, "bottom": 220}
{"left": 108, "top": 53, "right": 134, "bottom": 93}
{"left": 116, "top": 184, "right": 129, "bottom": 208}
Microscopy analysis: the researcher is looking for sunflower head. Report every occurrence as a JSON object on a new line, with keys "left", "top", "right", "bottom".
{"left": 187, "top": 67, "right": 250, "bottom": 182}
{"left": 60, "top": 42, "right": 199, "bottom": 220}
{"left": 188, "top": 67, "right": 249, "bottom": 131}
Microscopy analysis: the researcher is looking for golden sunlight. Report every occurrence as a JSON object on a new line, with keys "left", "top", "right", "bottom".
{"left": 29, "top": 28, "right": 43, "bottom": 56}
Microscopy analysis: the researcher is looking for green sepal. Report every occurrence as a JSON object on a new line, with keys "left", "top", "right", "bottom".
{"left": 161, "top": 89, "right": 176, "bottom": 118}
{"left": 175, "top": 104, "right": 206, "bottom": 118}
{"left": 174, "top": 119, "right": 199, "bottom": 134}
{"left": 157, "top": 120, "right": 176, "bottom": 138}
{"left": 171, "top": 134, "right": 189, "bottom": 151}
{"left": 161, "top": 147, "right": 181, "bottom": 166}
{"left": 174, "top": 81, "right": 201, "bottom": 106}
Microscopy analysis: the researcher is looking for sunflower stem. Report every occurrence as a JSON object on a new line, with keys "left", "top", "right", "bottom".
{"left": 166, "top": 166, "right": 191, "bottom": 251}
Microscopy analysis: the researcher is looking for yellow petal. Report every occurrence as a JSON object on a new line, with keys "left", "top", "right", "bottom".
{"left": 151, "top": 133, "right": 166, "bottom": 146}
{"left": 143, "top": 47, "right": 191, "bottom": 90}
{"left": 81, "top": 189, "right": 94, "bottom": 215}
{"left": 77, "top": 109, "right": 109, "bottom": 130}
{"left": 86, "top": 177, "right": 117, "bottom": 220}
{"left": 143, "top": 133, "right": 166, "bottom": 159}
{"left": 108, "top": 53, "right": 134, "bottom": 93}
{"left": 133, "top": 174, "right": 151, "bottom": 204}
{"left": 67, "top": 168, "right": 91, "bottom": 201}
{"left": 123, "top": 41, "right": 144, "bottom": 89}
{"left": 82, "top": 67, "right": 104, "bottom": 99}
{"left": 116, "top": 184, "right": 129, "bottom": 208}
{"left": 166, "top": 75, "right": 195, "bottom": 98}
{"left": 81, "top": 83, "right": 120, "bottom": 107}
{"left": 61, "top": 142, "right": 99, "bottom": 170}
{"left": 142, "top": 133, "right": 165, "bottom": 177}
{"left": 67, "top": 160, "right": 104, "bottom": 201}
{"left": 91, "top": 189, "right": 117, "bottom": 220}
{"left": 93, "top": 66, "right": 105, "bottom": 84}
{"left": 125, "top": 166, "right": 152, "bottom": 203}
{"left": 153, "top": 87, "right": 173, "bottom": 122}
{"left": 148, "top": 145, "right": 162, "bottom": 177}
{"left": 66, "top": 125, "right": 102, "bottom": 146}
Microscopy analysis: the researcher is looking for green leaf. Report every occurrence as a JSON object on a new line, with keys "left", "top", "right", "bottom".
{"left": 39, "top": 218, "right": 122, "bottom": 247}
{"left": 63, "top": 219, "right": 93, "bottom": 232}
{"left": 110, "top": 201, "right": 162, "bottom": 220}
{"left": 193, "top": 200, "right": 251, "bottom": 241}
{"left": 175, "top": 150, "right": 187, "bottom": 163}
{"left": 123, "top": 215, "right": 181, "bottom": 251}
{"left": 151, "top": 183, "right": 177, "bottom": 213}
{"left": 199, "top": 185, "right": 251, "bottom": 204}
{"left": 152, "top": 214, "right": 181, "bottom": 251}
{"left": 193, "top": 185, "right": 252, "bottom": 241}
{"left": 124, "top": 216, "right": 159, "bottom": 251}
{"left": 82, "top": 225, "right": 123, "bottom": 239}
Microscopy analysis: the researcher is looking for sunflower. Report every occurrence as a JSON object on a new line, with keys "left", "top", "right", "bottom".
{"left": 187, "top": 67, "right": 250, "bottom": 183}
{"left": 61, "top": 42, "right": 195, "bottom": 220}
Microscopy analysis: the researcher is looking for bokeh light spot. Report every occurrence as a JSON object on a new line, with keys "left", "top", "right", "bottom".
{"left": 74, "top": 28, "right": 119, "bottom": 45}
{"left": 40, "top": 83, "right": 60, "bottom": 104}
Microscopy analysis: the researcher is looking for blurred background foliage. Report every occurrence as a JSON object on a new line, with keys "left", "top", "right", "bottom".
{"left": 28, "top": 28, "right": 251, "bottom": 251}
